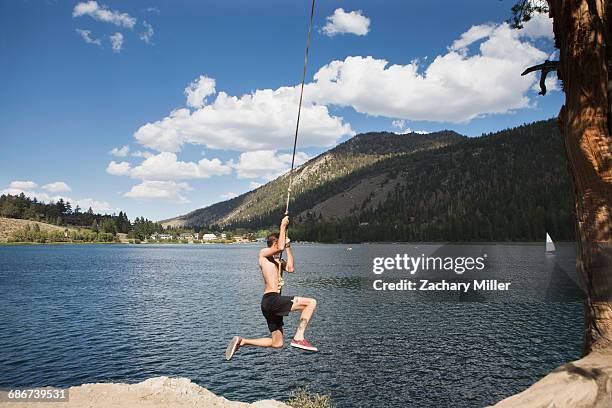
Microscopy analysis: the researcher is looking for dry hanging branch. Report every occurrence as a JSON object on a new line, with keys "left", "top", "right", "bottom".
{"left": 521, "top": 59, "right": 560, "bottom": 95}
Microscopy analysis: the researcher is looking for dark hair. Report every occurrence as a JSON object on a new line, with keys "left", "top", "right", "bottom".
{"left": 267, "top": 233, "right": 279, "bottom": 248}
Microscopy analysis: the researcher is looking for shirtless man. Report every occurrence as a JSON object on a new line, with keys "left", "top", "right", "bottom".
{"left": 225, "top": 216, "right": 318, "bottom": 360}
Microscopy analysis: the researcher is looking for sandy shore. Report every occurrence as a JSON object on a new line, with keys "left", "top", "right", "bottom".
{"left": 0, "top": 377, "right": 290, "bottom": 408}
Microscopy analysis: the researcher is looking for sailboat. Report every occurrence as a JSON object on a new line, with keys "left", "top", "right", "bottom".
{"left": 546, "top": 232, "right": 556, "bottom": 253}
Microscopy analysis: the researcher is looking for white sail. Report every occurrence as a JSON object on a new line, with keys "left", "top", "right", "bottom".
{"left": 546, "top": 232, "right": 556, "bottom": 252}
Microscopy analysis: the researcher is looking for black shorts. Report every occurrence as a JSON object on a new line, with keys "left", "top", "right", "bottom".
{"left": 261, "top": 292, "right": 294, "bottom": 332}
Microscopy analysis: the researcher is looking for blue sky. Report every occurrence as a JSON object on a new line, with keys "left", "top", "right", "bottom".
{"left": 0, "top": 0, "right": 563, "bottom": 221}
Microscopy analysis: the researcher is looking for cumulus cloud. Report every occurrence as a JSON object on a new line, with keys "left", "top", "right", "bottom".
{"left": 76, "top": 28, "right": 102, "bottom": 46}
{"left": 519, "top": 12, "right": 554, "bottom": 39}
{"left": 131, "top": 150, "right": 154, "bottom": 159}
{"left": 123, "top": 181, "right": 192, "bottom": 202}
{"left": 321, "top": 8, "right": 370, "bottom": 37}
{"left": 73, "top": 1, "right": 136, "bottom": 28}
{"left": 9, "top": 180, "right": 38, "bottom": 190}
{"left": 139, "top": 21, "right": 154, "bottom": 44}
{"left": 73, "top": 198, "right": 115, "bottom": 213}
{"left": 106, "top": 153, "right": 232, "bottom": 181}
{"left": 234, "top": 150, "right": 309, "bottom": 180}
{"left": 110, "top": 32, "right": 124, "bottom": 53}
{"left": 42, "top": 182, "right": 71, "bottom": 193}
{"left": 185, "top": 76, "right": 216, "bottom": 109}
{"left": 2, "top": 181, "right": 115, "bottom": 214}
{"left": 133, "top": 19, "right": 554, "bottom": 155}
{"left": 128, "top": 152, "right": 232, "bottom": 180}
{"left": 106, "top": 161, "right": 131, "bottom": 176}
{"left": 134, "top": 83, "right": 354, "bottom": 152}
{"left": 306, "top": 22, "right": 550, "bottom": 123}
{"left": 110, "top": 145, "right": 130, "bottom": 157}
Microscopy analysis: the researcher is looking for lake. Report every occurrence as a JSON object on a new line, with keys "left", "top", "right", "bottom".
{"left": 0, "top": 243, "right": 583, "bottom": 407}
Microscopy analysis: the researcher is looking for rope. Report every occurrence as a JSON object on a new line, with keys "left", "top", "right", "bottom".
{"left": 284, "top": 0, "right": 315, "bottom": 216}
{"left": 279, "top": 0, "right": 316, "bottom": 294}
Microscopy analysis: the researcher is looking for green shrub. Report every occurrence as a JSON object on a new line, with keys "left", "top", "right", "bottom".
{"left": 287, "top": 389, "right": 333, "bottom": 408}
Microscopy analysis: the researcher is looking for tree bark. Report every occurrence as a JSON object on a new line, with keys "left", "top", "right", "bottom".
{"left": 548, "top": 0, "right": 612, "bottom": 354}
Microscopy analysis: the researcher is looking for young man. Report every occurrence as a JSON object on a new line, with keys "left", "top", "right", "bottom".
{"left": 225, "top": 216, "right": 318, "bottom": 360}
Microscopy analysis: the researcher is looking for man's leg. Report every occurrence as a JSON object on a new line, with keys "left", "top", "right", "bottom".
{"left": 241, "top": 330, "right": 284, "bottom": 348}
{"left": 225, "top": 330, "right": 284, "bottom": 360}
{"left": 290, "top": 297, "right": 317, "bottom": 341}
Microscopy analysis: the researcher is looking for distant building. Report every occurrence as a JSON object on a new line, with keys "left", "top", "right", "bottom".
{"left": 202, "top": 233, "right": 217, "bottom": 241}
{"left": 220, "top": 233, "right": 227, "bottom": 239}
{"left": 151, "top": 233, "right": 173, "bottom": 240}
{"left": 180, "top": 233, "right": 196, "bottom": 240}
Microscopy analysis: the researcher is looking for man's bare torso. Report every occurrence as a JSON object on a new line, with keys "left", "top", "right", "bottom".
{"left": 259, "top": 253, "right": 282, "bottom": 293}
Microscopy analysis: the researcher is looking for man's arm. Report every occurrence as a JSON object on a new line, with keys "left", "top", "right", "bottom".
{"left": 258, "top": 216, "right": 289, "bottom": 258}
{"left": 285, "top": 244, "right": 295, "bottom": 273}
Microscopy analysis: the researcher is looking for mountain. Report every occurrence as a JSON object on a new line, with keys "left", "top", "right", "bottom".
{"left": 162, "top": 130, "right": 465, "bottom": 226}
{"left": 163, "top": 119, "right": 575, "bottom": 242}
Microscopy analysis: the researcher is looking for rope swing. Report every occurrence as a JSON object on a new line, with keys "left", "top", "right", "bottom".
{"left": 278, "top": 0, "right": 315, "bottom": 295}
{"left": 284, "top": 0, "right": 316, "bottom": 216}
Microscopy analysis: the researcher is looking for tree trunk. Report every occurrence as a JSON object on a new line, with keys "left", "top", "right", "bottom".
{"left": 548, "top": 0, "right": 612, "bottom": 354}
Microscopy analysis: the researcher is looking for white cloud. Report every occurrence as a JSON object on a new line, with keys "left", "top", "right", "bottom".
{"left": 306, "top": 22, "right": 549, "bottom": 123}
{"left": 9, "top": 180, "right": 38, "bottom": 190}
{"left": 249, "top": 181, "right": 263, "bottom": 190}
{"left": 110, "top": 145, "right": 130, "bottom": 157}
{"left": 134, "top": 82, "right": 354, "bottom": 152}
{"left": 106, "top": 161, "right": 131, "bottom": 176}
{"left": 143, "top": 7, "right": 160, "bottom": 15}
{"left": 110, "top": 32, "right": 124, "bottom": 53}
{"left": 76, "top": 28, "right": 102, "bottom": 46}
{"left": 234, "top": 150, "right": 309, "bottom": 180}
{"left": 220, "top": 192, "right": 238, "bottom": 199}
{"left": 131, "top": 150, "right": 154, "bottom": 159}
{"left": 185, "top": 76, "right": 216, "bottom": 109}
{"left": 391, "top": 119, "right": 406, "bottom": 130}
{"left": 391, "top": 120, "right": 429, "bottom": 134}
{"left": 73, "top": 198, "right": 115, "bottom": 213}
{"left": 531, "top": 73, "right": 560, "bottom": 93}
{"left": 127, "top": 152, "right": 232, "bottom": 180}
{"left": 123, "top": 181, "right": 192, "bottom": 202}
{"left": 321, "top": 8, "right": 370, "bottom": 37}
{"left": 73, "top": 1, "right": 136, "bottom": 28}
{"left": 42, "top": 182, "right": 71, "bottom": 193}
{"left": 519, "top": 12, "right": 554, "bottom": 39}
{"left": 139, "top": 21, "right": 154, "bottom": 44}
{"left": 450, "top": 24, "right": 496, "bottom": 52}
{"left": 403, "top": 128, "right": 430, "bottom": 135}
{"left": 134, "top": 20, "right": 552, "bottom": 154}
{"left": 2, "top": 182, "right": 116, "bottom": 214}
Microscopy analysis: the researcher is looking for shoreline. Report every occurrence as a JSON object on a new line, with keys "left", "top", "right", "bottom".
{"left": 0, "top": 377, "right": 289, "bottom": 408}
{"left": 0, "top": 240, "right": 576, "bottom": 247}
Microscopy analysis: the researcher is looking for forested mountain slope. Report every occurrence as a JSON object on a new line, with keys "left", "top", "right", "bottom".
{"left": 164, "top": 119, "right": 574, "bottom": 242}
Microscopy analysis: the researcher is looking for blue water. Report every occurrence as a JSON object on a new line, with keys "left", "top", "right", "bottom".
{"left": 0, "top": 243, "right": 583, "bottom": 407}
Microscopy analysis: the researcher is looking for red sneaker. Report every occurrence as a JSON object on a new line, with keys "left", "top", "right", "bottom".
{"left": 290, "top": 339, "right": 318, "bottom": 352}
{"left": 225, "top": 336, "right": 242, "bottom": 360}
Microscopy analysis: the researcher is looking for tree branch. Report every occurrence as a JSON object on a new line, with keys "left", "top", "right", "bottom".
{"left": 521, "top": 60, "right": 560, "bottom": 95}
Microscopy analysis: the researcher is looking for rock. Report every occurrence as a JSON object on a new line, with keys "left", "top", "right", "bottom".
{"left": 0, "top": 376, "right": 291, "bottom": 408}
{"left": 490, "top": 352, "right": 612, "bottom": 408}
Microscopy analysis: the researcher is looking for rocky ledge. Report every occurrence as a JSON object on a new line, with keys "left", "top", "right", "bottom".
{"left": 0, "top": 376, "right": 290, "bottom": 408}
{"left": 491, "top": 352, "right": 612, "bottom": 408}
